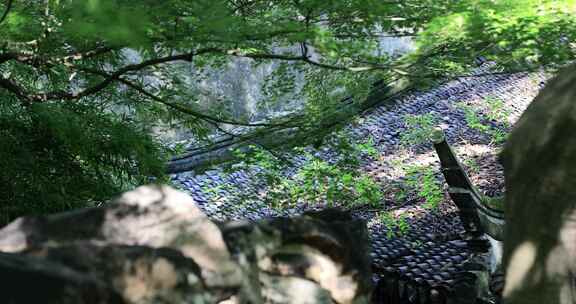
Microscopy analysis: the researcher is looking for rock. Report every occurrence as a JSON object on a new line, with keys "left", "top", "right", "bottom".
{"left": 221, "top": 209, "right": 372, "bottom": 304}
{"left": 0, "top": 251, "right": 123, "bottom": 304}
{"left": 260, "top": 273, "right": 334, "bottom": 304}
{"left": 21, "top": 244, "right": 218, "bottom": 303}
{"left": 501, "top": 64, "right": 576, "bottom": 304}
{"left": 0, "top": 186, "right": 372, "bottom": 304}
{"left": 0, "top": 185, "right": 242, "bottom": 289}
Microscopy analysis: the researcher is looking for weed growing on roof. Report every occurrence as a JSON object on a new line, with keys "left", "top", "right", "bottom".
{"left": 386, "top": 156, "right": 443, "bottom": 210}
{"left": 354, "top": 175, "right": 384, "bottom": 205}
{"left": 168, "top": 142, "right": 187, "bottom": 157}
{"left": 378, "top": 211, "right": 410, "bottom": 238}
{"left": 202, "top": 183, "right": 225, "bottom": 200}
{"left": 400, "top": 113, "right": 439, "bottom": 147}
{"left": 397, "top": 213, "right": 410, "bottom": 235}
{"left": 393, "top": 185, "right": 408, "bottom": 201}
{"left": 354, "top": 137, "right": 379, "bottom": 159}
{"left": 285, "top": 157, "right": 383, "bottom": 208}
{"left": 459, "top": 104, "right": 489, "bottom": 132}
{"left": 484, "top": 97, "right": 511, "bottom": 124}
{"left": 489, "top": 128, "right": 508, "bottom": 144}
{"left": 458, "top": 97, "right": 511, "bottom": 144}
{"left": 410, "top": 240, "right": 424, "bottom": 249}
{"left": 404, "top": 165, "right": 444, "bottom": 210}
{"left": 463, "top": 158, "right": 480, "bottom": 175}
{"left": 201, "top": 173, "right": 251, "bottom": 211}
{"left": 225, "top": 133, "right": 384, "bottom": 210}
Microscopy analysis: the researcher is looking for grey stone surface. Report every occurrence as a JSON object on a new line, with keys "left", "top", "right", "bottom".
{"left": 0, "top": 186, "right": 372, "bottom": 304}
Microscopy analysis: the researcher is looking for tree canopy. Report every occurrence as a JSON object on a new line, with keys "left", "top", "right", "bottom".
{"left": 0, "top": 0, "right": 575, "bottom": 223}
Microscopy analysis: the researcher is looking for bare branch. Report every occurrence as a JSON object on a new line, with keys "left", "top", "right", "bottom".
{"left": 59, "top": 46, "right": 117, "bottom": 64}
{"left": 78, "top": 66, "right": 297, "bottom": 128}
{"left": 0, "top": 46, "right": 390, "bottom": 103}
{"left": 17, "top": 48, "right": 215, "bottom": 101}
{"left": 228, "top": 45, "right": 391, "bottom": 71}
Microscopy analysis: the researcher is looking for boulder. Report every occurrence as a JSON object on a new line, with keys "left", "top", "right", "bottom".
{"left": 13, "top": 244, "right": 218, "bottom": 303}
{"left": 0, "top": 185, "right": 372, "bottom": 304}
{"left": 0, "top": 185, "right": 241, "bottom": 289}
{"left": 501, "top": 64, "right": 576, "bottom": 304}
{"left": 221, "top": 209, "right": 372, "bottom": 304}
{"left": 0, "top": 251, "right": 123, "bottom": 304}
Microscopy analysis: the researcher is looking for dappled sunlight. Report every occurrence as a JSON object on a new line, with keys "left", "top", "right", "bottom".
{"left": 0, "top": 0, "right": 575, "bottom": 303}
{"left": 109, "top": 185, "right": 243, "bottom": 286}
{"left": 120, "top": 257, "right": 179, "bottom": 303}
{"left": 504, "top": 241, "right": 537, "bottom": 297}
{"left": 452, "top": 143, "right": 493, "bottom": 156}
{"left": 559, "top": 208, "right": 576, "bottom": 266}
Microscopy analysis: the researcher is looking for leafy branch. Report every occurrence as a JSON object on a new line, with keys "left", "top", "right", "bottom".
{"left": 0, "top": 0, "right": 12, "bottom": 25}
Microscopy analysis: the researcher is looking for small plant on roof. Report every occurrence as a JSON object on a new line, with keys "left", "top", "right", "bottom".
{"left": 226, "top": 135, "right": 384, "bottom": 210}
{"left": 484, "top": 97, "right": 511, "bottom": 124}
{"left": 463, "top": 158, "right": 481, "bottom": 175}
{"left": 400, "top": 113, "right": 439, "bottom": 147}
{"left": 378, "top": 211, "right": 410, "bottom": 238}
{"left": 354, "top": 137, "right": 380, "bottom": 159}
{"left": 404, "top": 164, "right": 444, "bottom": 210}
{"left": 457, "top": 102, "right": 510, "bottom": 145}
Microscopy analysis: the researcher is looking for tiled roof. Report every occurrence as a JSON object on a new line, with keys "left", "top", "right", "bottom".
{"left": 170, "top": 68, "right": 547, "bottom": 303}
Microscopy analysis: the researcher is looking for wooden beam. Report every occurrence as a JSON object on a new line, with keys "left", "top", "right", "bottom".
{"left": 432, "top": 129, "right": 505, "bottom": 240}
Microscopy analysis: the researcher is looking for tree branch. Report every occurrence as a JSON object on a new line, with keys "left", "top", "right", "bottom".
{"left": 0, "top": 0, "right": 13, "bottom": 26}
{"left": 0, "top": 77, "right": 32, "bottom": 102}
{"left": 1, "top": 45, "right": 390, "bottom": 103}
{"left": 79, "top": 66, "right": 297, "bottom": 128}
{"left": 228, "top": 45, "right": 391, "bottom": 71}
{"left": 18, "top": 48, "right": 217, "bottom": 101}
{"left": 0, "top": 45, "right": 115, "bottom": 68}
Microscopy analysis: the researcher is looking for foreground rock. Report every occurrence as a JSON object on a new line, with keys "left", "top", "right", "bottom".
{"left": 501, "top": 64, "right": 576, "bottom": 304}
{"left": 0, "top": 185, "right": 371, "bottom": 304}
{"left": 222, "top": 209, "right": 372, "bottom": 304}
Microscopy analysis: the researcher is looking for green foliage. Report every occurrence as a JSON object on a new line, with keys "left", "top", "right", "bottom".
{"left": 489, "top": 129, "right": 508, "bottom": 145}
{"left": 463, "top": 158, "right": 480, "bottom": 175}
{"left": 404, "top": 165, "right": 444, "bottom": 210}
{"left": 484, "top": 97, "right": 511, "bottom": 123}
{"left": 388, "top": 158, "right": 444, "bottom": 210}
{"left": 168, "top": 142, "right": 188, "bottom": 157}
{"left": 227, "top": 134, "right": 383, "bottom": 210}
{"left": 393, "top": 186, "right": 408, "bottom": 202}
{"left": 378, "top": 211, "right": 410, "bottom": 238}
{"left": 400, "top": 113, "right": 439, "bottom": 146}
{"left": 410, "top": 240, "right": 424, "bottom": 249}
{"left": 460, "top": 104, "right": 490, "bottom": 132}
{"left": 0, "top": 102, "right": 167, "bottom": 224}
{"left": 413, "top": 0, "right": 576, "bottom": 77}
{"left": 0, "top": 0, "right": 573, "bottom": 223}
{"left": 354, "top": 137, "right": 380, "bottom": 159}
{"left": 458, "top": 102, "right": 509, "bottom": 144}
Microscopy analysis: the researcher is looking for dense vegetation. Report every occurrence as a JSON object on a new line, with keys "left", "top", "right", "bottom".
{"left": 0, "top": 0, "right": 575, "bottom": 223}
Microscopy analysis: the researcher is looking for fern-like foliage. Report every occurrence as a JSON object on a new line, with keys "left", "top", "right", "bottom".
{"left": 0, "top": 101, "right": 167, "bottom": 224}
